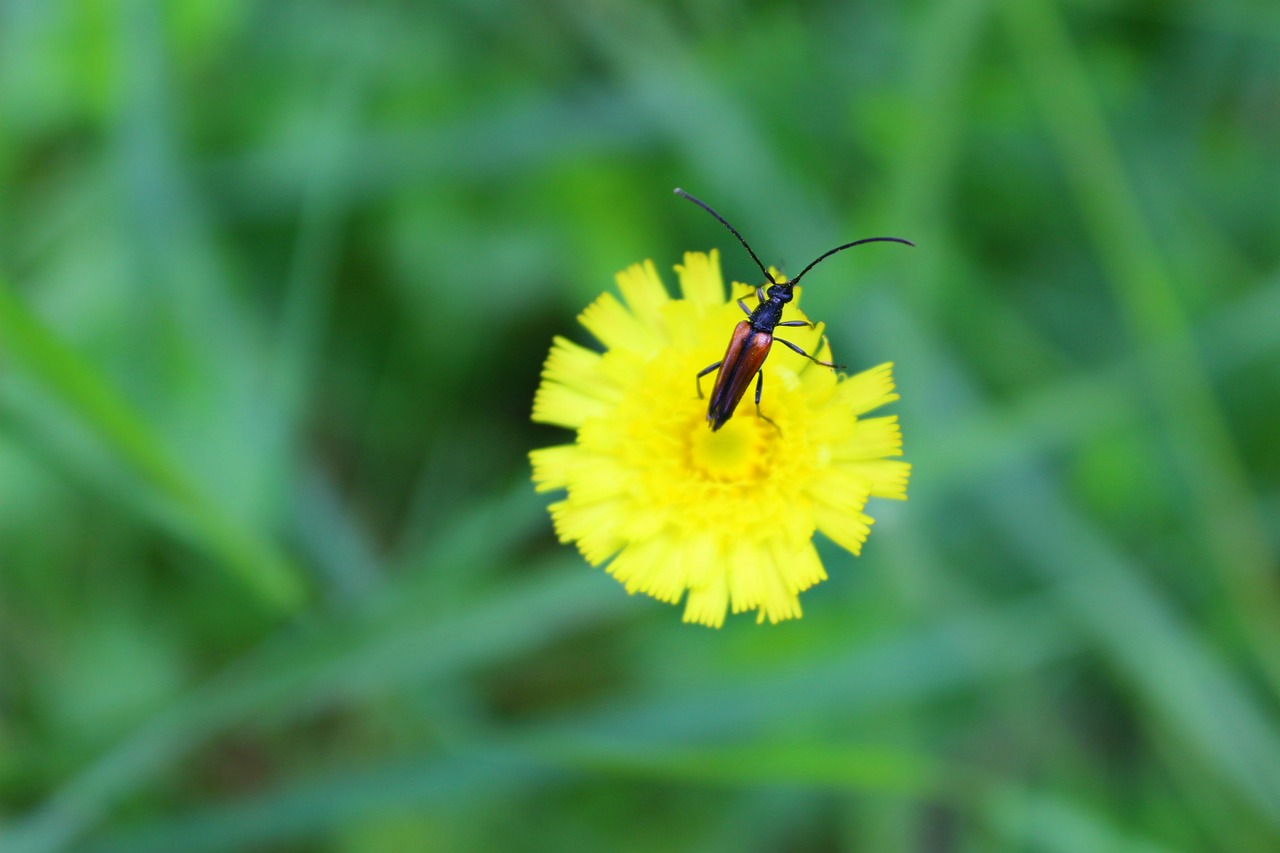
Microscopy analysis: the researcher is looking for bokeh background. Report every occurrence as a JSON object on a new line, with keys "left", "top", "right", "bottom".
{"left": 2, "top": 1, "right": 1279, "bottom": 851}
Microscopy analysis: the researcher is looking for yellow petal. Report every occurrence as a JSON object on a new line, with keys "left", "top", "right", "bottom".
{"left": 835, "top": 416, "right": 904, "bottom": 461}
{"left": 684, "top": 569, "right": 730, "bottom": 628}
{"left": 614, "top": 259, "right": 669, "bottom": 330}
{"left": 579, "top": 291, "right": 661, "bottom": 355}
{"left": 814, "top": 502, "right": 876, "bottom": 555}
{"left": 833, "top": 361, "right": 900, "bottom": 415}
{"left": 529, "top": 444, "right": 577, "bottom": 492}
{"left": 675, "top": 250, "right": 726, "bottom": 307}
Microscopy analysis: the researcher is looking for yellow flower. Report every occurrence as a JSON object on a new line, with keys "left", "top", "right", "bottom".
{"left": 530, "top": 251, "right": 909, "bottom": 627}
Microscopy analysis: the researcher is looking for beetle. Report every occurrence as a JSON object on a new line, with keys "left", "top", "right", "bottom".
{"left": 674, "top": 187, "right": 913, "bottom": 432}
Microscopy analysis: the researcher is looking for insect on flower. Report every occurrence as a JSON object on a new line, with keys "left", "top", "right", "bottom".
{"left": 530, "top": 244, "right": 913, "bottom": 626}
{"left": 674, "top": 188, "right": 914, "bottom": 432}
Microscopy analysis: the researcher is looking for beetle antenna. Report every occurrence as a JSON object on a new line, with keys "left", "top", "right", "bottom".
{"left": 674, "top": 188, "right": 777, "bottom": 286}
{"left": 790, "top": 236, "right": 915, "bottom": 286}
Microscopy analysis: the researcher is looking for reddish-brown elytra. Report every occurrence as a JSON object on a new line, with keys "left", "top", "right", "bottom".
{"left": 675, "top": 188, "right": 913, "bottom": 432}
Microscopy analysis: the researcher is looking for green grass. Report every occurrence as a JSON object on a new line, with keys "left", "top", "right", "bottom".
{"left": 2, "top": 1, "right": 1279, "bottom": 851}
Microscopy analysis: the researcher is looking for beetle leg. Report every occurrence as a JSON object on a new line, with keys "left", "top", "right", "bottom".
{"left": 775, "top": 336, "right": 846, "bottom": 370}
{"left": 696, "top": 361, "right": 723, "bottom": 399}
{"left": 777, "top": 320, "right": 812, "bottom": 327}
{"left": 737, "top": 298, "right": 752, "bottom": 316}
{"left": 756, "top": 286, "right": 766, "bottom": 303}
{"left": 753, "top": 370, "right": 780, "bottom": 433}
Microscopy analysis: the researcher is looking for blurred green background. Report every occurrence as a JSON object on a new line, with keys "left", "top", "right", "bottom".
{"left": 2, "top": 1, "right": 1279, "bottom": 851}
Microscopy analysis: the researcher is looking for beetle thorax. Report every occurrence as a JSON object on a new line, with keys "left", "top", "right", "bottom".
{"left": 765, "top": 283, "right": 793, "bottom": 303}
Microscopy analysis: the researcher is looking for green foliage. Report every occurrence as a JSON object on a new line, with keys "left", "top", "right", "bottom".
{"left": 2, "top": 0, "right": 1279, "bottom": 850}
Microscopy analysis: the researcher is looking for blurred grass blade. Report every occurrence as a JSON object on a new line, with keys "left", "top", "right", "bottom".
{"left": 76, "top": 735, "right": 1178, "bottom": 853}
{"left": 0, "top": 275, "right": 305, "bottom": 608}
{"left": 1, "top": 561, "right": 625, "bottom": 853}
{"left": 74, "top": 740, "right": 942, "bottom": 853}
{"left": 562, "top": 598, "right": 1071, "bottom": 741}
{"left": 1001, "top": 0, "right": 1280, "bottom": 691}
{"left": 556, "top": 0, "right": 835, "bottom": 257}
{"left": 526, "top": 738, "right": 942, "bottom": 793}
{"left": 917, "top": 271, "right": 1280, "bottom": 493}
{"left": 50, "top": 596, "right": 1069, "bottom": 853}
{"left": 75, "top": 748, "right": 551, "bottom": 853}
{"left": 264, "top": 27, "right": 373, "bottom": 515}
{"left": 997, "top": 466, "right": 1280, "bottom": 830}
{"left": 875, "top": 294, "right": 1280, "bottom": 834}
{"left": 986, "top": 789, "right": 1180, "bottom": 853}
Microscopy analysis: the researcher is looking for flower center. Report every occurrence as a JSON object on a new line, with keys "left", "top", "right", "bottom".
{"left": 688, "top": 416, "right": 768, "bottom": 482}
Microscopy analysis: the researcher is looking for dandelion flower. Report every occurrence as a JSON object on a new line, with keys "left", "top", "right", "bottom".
{"left": 530, "top": 251, "right": 909, "bottom": 627}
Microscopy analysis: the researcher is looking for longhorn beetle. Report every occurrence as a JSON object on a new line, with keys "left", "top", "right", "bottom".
{"left": 674, "top": 188, "right": 913, "bottom": 432}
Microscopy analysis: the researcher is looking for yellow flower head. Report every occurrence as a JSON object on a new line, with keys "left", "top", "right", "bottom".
{"left": 530, "top": 251, "right": 909, "bottom": 627}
